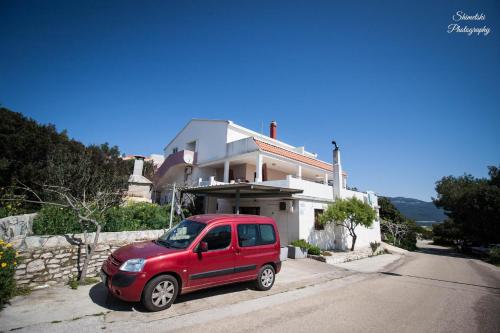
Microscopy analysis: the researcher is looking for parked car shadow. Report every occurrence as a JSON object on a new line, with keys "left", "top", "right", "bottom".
{"left": 89, "top": 281, "right": 255, "bottom": 312}
{"left": 174, "top": 281, "right": 254, "bottom": 304}
{"left": 89, "top": 283, "right": 144, "bottom": 312}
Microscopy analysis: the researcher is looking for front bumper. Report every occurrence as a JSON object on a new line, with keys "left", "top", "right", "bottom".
{"left": 101, "top": 266, "right": 148, "bottom": 302}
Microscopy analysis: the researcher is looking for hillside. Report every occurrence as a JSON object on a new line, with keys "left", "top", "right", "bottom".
{"left": 388, "top": 197, "right": 446, "bottom": 223}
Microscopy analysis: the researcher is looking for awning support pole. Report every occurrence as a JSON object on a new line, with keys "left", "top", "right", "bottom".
{"left": 235, "top": 189, "right": 240, "bottom": 214}
{"left": 169, "top": 183, "right": 176, "bottom": 229}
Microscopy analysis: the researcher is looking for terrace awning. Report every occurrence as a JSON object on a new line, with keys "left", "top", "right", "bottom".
{"left": 181, "top": 183, "right": 303, "bottom": 214}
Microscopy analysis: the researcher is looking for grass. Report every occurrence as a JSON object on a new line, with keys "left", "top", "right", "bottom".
{"left": 68, "top": 276, "right": 101, "bottom": 290}
{"left": 13, "top": 286, "right": 32, "bottom": 297}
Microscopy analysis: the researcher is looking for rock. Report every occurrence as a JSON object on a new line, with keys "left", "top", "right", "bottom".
{"left": 26, "top": 259, "right": 45, "bottom": 273}
{"left": 95, "top": 244, "right": 110, "bottom": 251}
{"left": 40, "top": 253, "right": 52, "bottom": 259}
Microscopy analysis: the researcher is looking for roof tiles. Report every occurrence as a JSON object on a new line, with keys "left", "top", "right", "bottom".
{"left": 254, "top": 139, "right": 333, "bottom": 172}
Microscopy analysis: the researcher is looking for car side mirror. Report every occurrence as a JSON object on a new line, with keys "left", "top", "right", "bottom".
{"left": 197, "top": 241, "right": 208, "bottom": 253}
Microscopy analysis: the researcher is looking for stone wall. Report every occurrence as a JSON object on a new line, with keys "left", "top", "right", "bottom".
{"left": 0, "top": 213, "right": 37, "bottom": 242}
{"left": 13, "top": 229, "right": 165, "bottom": 289}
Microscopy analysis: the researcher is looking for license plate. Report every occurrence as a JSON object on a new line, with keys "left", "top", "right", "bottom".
{"left": 100, "top": 271, "right": 108, "bottom": 286}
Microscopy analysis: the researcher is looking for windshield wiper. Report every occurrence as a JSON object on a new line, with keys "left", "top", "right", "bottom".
{"left": 155, "top": 239, "right": 171, "bottom": 248}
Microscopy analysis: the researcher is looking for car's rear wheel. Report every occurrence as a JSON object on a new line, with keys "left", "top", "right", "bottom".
{"left": 141, "top": 275, "right": 179, "bottom": 312}
{"left": 255, "top": 264, "right": 275, "bottom": 291}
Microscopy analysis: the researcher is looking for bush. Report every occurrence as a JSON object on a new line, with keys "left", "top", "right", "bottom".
{"left": 32, "top": 202, "right": 183, "bottom": 235}
{"left": 488, "top": 247, "right": 500, "bottom": 265}
{"left": 290, "top": 239, "right": 320, "bottom": 255}
{"left": 290, "top": 239, "right": 310, "bottom": 249}
{"left": 32, "top": 205, "right": 81, "bottom": 235}
{"left": 104, "top": 202, "right": 175, "bottom": 232}
{"left": 308, "top": 245, "right": 321, "bottom": 256}
{"left": 370, "top": 241, "right": 381, "bottom": 254}
{"left": 0, "top": 240, "right": 19, "bottom": 309}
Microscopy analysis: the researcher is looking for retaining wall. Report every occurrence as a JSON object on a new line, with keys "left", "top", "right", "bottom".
{"left": 13, "top": 229, "right": 165, "bottom": 288}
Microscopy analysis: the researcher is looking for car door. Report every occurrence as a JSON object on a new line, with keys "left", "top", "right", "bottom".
{"left": 233, "top": 222, "right": 278, "bottom": 280}
{"left": 186, "top": 224, "right": 235, "bottom": 289}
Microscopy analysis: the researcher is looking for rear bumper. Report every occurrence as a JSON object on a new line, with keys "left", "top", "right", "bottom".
{"left": 275, "top": 261, "right": 282, "bottom": 273}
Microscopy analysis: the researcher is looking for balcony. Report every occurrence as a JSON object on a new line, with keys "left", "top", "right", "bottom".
{"left": 154, "top": 150, "right": 196, "bottom": 185}
{"left": 195, "top": 174, "right": 334, "bottom": 201}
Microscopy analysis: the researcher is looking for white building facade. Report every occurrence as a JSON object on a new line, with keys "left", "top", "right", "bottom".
{"left": 154, "top": 119, "right": 381, "bottom": 251}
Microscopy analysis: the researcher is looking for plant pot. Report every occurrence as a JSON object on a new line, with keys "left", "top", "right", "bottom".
{"left": 287, "top": 245, "right": 308, "bottom": 259}
{"left": 280, "top": 247, "right": 288, "bottom": 261}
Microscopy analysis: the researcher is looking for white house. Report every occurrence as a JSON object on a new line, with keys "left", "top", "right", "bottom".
{"left": 153, "top": 119, "right": 381, "bottom": 250}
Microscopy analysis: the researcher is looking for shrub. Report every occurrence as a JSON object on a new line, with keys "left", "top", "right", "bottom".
{"left": 290, "top": 239, "right": 320, "bottom": 255}
{"left": 290, "top": 239, "right": 310, "bottom": 249}
{"left": 32, "top": 202, "right": 187, "bottom": 235}
{"left": 308, "top": 245, "right": 321, "bottom": 256}
{"left": 370, "top": 241, "right": 381, "bottom": 254}
{"left": 32, "top": 205, "right": 82, "bottom": 235}
{"left": 104, "top": 202, "right": 174, "bottom": 232}
{"left": 488, "top": 247, "right": 500, "bottom": 265}
{"left": 0, "top": 240, "right": 19, "bottom": 309}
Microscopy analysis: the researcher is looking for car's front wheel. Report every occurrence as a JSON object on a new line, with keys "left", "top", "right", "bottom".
{"left": 255, "top": 264, "right": 275, "bottom": 291}
{"left": 142, "top": 275, "right": 179, "bottom": 312}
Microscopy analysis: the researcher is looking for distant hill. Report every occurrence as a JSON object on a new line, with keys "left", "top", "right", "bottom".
{"left": 388, "top": 197, "right": 446, "bottom": 224}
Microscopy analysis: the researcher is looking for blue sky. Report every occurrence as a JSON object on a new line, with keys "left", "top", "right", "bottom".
{"left": 1, "top": 0, "right": 499, "bottom": 201}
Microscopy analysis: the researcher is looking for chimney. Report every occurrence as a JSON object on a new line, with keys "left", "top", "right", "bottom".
{"left": 332, "top": 141, "right": 342, "bottom": 199}
{"left": 133, "top": 155, "right": 145, "bottom": 176}
{"left": 270, "top": 121, "right": 277, "bottom": 139}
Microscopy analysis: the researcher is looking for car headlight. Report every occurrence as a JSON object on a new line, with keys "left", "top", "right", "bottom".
{"left": 119, "top": 258, "right": 146, "bottom": 272}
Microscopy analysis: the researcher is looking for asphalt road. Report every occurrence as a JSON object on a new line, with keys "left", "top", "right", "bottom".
{"left": 3, "top": 243, "right": 499, "bottom": 332}
{"left": 173, "top": 242, "right": 500, "bottom": 333}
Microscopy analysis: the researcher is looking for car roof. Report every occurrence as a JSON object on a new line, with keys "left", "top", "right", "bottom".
{"left": 187, "top": 214, "right": 273, "bottom": 225}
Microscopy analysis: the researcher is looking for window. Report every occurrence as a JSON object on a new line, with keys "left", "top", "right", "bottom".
{"left": 172, "top": 147, "right": 178, "bottom": 154}
{"left": 314, "top": 209, "right": 324, "bottom": 230}
{"left": 186, "top": 140, "right": 196, "bottom": 152}
{"left": 237, "top": 224, "right": 276, "bottom": 247}
{"left": 233, "top": 207, "right": 260, "bottom": 215}
{"left": 259, "top": 224, "right": 276, "bottom": 245}
{"left": 237, "top": 224, "right": 258, "bottom": 247}
{"left": 202, "top": 225, "right": 231, "bottom": 251}
{"left": 158, "top": 220, "right": 206, "bottom": 249}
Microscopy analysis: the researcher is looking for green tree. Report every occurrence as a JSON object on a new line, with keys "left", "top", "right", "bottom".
{"left": 0, "top": 107, "right": 136, "bottom": 215}
{"left": 319, "top": 197, "right": 377, "bottom": 251}
{"left": 433, "top": 165, "right": 500, "bottom": 245}
{"left": 378, "top": 197, "right": 418, "bottom": 250}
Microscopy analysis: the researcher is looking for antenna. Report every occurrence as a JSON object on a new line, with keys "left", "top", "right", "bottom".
{"left": 260, "top": 120, "right": 263, "bottom": 134}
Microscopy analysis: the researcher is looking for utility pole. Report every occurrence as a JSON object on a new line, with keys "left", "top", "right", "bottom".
{"left": 169, "top": 183, "right": 176, "bottom": 229}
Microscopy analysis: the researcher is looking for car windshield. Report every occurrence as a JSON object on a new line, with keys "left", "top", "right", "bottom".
{"left": 157, "top": 219, "right": 206, "bottom": 249}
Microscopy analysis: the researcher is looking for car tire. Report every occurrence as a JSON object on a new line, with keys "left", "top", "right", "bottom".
{"left": 141, "top": 275, "right": 179, "bottom": 312}
{"left": 255, "top": 264, "right": 275, "bottom": 291}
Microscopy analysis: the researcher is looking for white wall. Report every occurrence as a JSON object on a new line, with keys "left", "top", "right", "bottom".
{"left": 226, "top": 127, "right": 251, "bottom": 143}
{"left": 165, "top": 120, "right": 229, "bottom": 164}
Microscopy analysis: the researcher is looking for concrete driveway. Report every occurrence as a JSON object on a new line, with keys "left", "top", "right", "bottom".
{"left": 0, "top": 258, "right": 355, "bottom": 332}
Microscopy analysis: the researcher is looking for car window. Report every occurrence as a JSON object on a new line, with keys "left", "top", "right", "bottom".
{"left": 202, "top": 225, "right": 232, "bottom": 251}
{"left": 237, "top": 224, "right": 276, "bottom": 247}
{"left": 259, "top": 224, "right": 276, "bottom": 245}
{"left": 237, "top": 224, "right": 258, "bottom": 247}
{"left": 158, "top": 219, "right": 206, "bottom": 249}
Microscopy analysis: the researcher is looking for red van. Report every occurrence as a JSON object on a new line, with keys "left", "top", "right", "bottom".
{"left": 100, "top": 214, "right": 281, "bottom": 311}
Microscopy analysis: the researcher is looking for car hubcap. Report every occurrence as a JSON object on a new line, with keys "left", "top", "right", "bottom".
{"left": 261, "top": 268, "right": 274, "bottom": 287}
{"left": 152, "top": 281, "right": 175, "bottom": 307}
